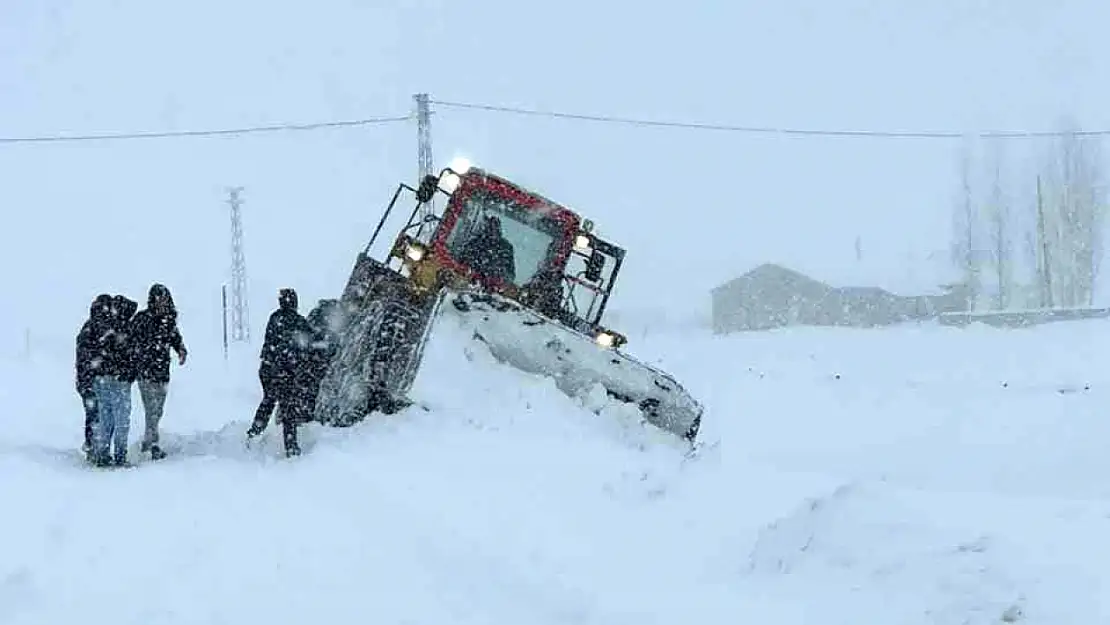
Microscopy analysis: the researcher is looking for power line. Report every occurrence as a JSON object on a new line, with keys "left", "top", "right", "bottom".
{"left": 6, "top": 97, "right": 1110, "bottom": 145}
{"left": 431, "top": 99, "right": 1110, "bottom": 139}
{"left": 0, "top": 114, "right": 411, "bottom": 145}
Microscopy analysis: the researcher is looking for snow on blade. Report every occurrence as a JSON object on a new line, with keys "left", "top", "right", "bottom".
{"left": 432, "top": 290, "right": 704, "bottom": 442}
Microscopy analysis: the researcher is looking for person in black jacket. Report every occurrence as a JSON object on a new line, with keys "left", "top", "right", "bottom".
{"left": 457, "top": 215, "right": 516, "bottom": 284}
{"left": 128, "top": 283, "right": 187, "bottom": 460}
{"left": 76, "top": 293, "right": 113, "bottom": 456}
{"left": 89, "top": 295, "right": 138, "bottom": 467}
{"left": 247, "top": 288, "right": 314, "bottom": 457}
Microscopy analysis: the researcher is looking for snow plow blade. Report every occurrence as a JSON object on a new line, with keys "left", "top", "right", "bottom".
{"left": 445, "top": 290, "right": 703, "bottom": 441}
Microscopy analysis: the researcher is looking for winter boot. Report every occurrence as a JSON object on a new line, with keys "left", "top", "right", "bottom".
{"left": 282, "top": 420, "right": 301, "bottom": 457}
{"left": 246, "top": 417, "right": 267, "bottom": 439}
{"left": 82, "top": 423, "right": 93, "bottom": 456}
{"left": 150, "top": 444, "right": 166, "bottom": 461}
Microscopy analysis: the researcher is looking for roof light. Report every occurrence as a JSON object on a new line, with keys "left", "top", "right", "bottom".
{"left": 449, "top": 156, "right": 472, "bottom": 174}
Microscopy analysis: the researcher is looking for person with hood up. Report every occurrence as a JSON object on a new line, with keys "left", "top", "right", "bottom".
{"left": 247, "top": 288, "right": 315, "bottom": 457}
{"left": 457, "top": 215, "right": 516, "bottom": 285}
{"left": 76, "top": 293, "right": 113, "bottom": 456}
{"left": 128, "top": 283, "right": 187, "bottom": 460}
{"left": 89, "top": 295, "right": 138, "bottom": 467}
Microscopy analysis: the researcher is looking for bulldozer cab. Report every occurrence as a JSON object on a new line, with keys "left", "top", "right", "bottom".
{"left": 437, "top": 175, "right": 575, "bottom": 294}
{"left": 365, "top": 162, "right": 628, "bottom": 346}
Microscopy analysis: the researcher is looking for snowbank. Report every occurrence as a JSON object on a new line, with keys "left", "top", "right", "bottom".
{"left": 3, "top": 318, "right": 1110, "bottom": 623}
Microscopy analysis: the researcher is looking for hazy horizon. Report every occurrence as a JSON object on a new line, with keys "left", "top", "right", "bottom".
{"left": 4, "top": 0, "right": 1109, "bottom": 351}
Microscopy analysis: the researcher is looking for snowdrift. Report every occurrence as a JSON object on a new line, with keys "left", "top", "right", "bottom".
{"left": 4, "top": 318, "right": 1110, "bottom": 624}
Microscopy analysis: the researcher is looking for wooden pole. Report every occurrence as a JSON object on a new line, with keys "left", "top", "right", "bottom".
{"left": 1037, "top": 176, "right": 1054, "bottom": 308}
{"left": 222, "top": 284, "right": 229, "bottom": 361}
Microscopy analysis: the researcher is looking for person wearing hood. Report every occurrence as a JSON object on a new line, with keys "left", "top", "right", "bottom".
{"left": 76, "top": 293, "right": 113, "bottom": 456}
{"left": 128, "top": 283, "right": 187, "bottom": 460}
{"left": 247, "top": 288, "right": 314, "bottom": 457}
{"left": 89, "top": 294, "right": 138, "bottom": 467}
{"left": 457, "top": 215, "right": 516, "bottom": 285}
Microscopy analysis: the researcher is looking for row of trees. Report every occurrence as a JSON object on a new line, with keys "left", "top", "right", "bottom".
{"left": 951, "top": 121, "right": 1108, "bottom": 310}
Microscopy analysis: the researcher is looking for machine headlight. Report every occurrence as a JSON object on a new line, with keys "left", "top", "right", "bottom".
{"left": 574, "top": 234, "right": 592, "bottom": 252}
{"left": 440, "top": 171, "right": 462, "bottom": 194}
{"left": 405, "top": 242, "right": 426, "bottom": 262}
{"left": 594, "top": 329, "right": 626, "bottom": 349}
{"left": 449, "top": 156, "right": 472, "bottom": 174}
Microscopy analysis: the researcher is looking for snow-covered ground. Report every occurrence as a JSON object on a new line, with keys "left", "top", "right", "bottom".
{"left": 4, "top": 313, "right": 1110, "bottom": 624}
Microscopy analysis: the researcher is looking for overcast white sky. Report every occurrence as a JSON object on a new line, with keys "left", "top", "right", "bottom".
{"left": 2, "top": 0, "right": 1108, "bottom": 349}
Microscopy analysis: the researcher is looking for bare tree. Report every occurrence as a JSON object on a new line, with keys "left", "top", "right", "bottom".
{"left": 1038, "top": 120, "right": 1107, "bottom": 307}
{"left": 984, "top": 139, "right": 1013, "bottom": 309}
{"left": 948, "top": 122, "right": 1105, "bottom": 311}
{"left": 1035, "top": 176, "right": 1053, "bottom": 307}
{"left": 950, "top": 140, "right": 982, "bottom": 308}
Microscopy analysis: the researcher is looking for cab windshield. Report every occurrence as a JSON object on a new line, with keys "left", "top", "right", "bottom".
{"left": 445, "top": 188, "right": 566, "bottom": 287}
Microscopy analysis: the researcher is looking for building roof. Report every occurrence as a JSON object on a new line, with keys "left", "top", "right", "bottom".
{"left": 713, "top": 255, "right": 958, "bottom": 298}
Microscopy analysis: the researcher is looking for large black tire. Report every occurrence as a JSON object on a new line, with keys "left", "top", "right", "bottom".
{"left": 314, "top": 256, "right": 408, "bottom": 426}
{"left": 313, "top": 302, "right": 380, "bottom": 426}
{"left": 313, "top": 295, "right": 433, "bottom": 427}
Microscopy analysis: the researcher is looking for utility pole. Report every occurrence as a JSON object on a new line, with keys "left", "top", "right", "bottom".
{"left": 414, "top": 93, "right": 437, "bottom": 224}
{"left": 227, "top": 187, "right": 250, "bottom": 342}
{"left": 415, "top": 93, "right": 433, "bottom": 182}
{"left": 222, "top": 284, "right": 230, "bottom": 360}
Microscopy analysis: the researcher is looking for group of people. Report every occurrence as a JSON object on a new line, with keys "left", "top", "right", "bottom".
{"left": 75, "top": 284, "right": 339, "bottom": 464}
{"left": 75, "top": 284, "right": 187, "bottom": 467}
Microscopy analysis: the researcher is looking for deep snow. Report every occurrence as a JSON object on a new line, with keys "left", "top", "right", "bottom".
{"left": 4, "top": 312, "right": 1110, "bottom": 624}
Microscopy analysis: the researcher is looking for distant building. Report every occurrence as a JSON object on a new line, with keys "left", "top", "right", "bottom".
{"left": 710, "top": 263, "right": 971, "bottom": 334}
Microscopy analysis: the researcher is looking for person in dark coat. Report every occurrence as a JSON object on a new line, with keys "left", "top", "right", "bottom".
{"left": 457, "top": 215, "right": 516, "bottom": 284}
{"left": 89, "top": 295, "right": 138, "bottom": 467}
{"left": 247, "top": 288, "right": 314, "bottom": 457}
{"left": 76, "top": 293, "right": 113, "bottom": 456}
{"left": 128, "top": 283, "right": 187, "bottom": 460}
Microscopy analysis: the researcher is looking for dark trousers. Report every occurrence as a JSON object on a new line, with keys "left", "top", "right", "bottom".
{"left": 249, "top": 371, "right": 304, "bottom": 456}
{"left": 80, "top": 389, "right": 98, "bottom": 448}
{"left": 251, "top": 373, "right": 280, "bottom": 431}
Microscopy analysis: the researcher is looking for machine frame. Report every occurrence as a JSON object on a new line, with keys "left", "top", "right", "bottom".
{"left": 359, "top": 164, "right": 630, "bottom": 348}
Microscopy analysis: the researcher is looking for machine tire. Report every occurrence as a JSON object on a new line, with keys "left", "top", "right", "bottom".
{"left": 314, "top": 292, "right": 433, "bottom": 427}
{"left": 314, "top": 302, "right": 382, "bottom": 427}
